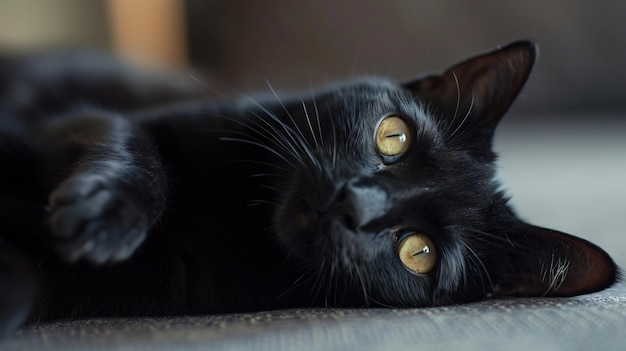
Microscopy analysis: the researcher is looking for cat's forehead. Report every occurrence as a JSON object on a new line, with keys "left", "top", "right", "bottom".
{"left": 334, "top": 78, "right": 404, "bottom": 100}
{"left": 328, "top": 78, "right": 424, "bottom": 118}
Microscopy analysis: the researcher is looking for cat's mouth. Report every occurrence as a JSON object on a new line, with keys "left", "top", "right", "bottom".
{"left": 292, "top": 208, "right": 319, "bottom": 233}
{"left": 288, "top": 196, "right": 387, "bottom": 238}
{"left": 287, "top": 200, "right": 352, "bottom": 237}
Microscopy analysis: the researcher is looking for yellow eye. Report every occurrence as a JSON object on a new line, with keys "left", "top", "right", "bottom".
{"left": 397, "top": 233, "right": 437, "bottom": 274}
{"left": 375, "top": 116, "right": 412, "bottom": 159}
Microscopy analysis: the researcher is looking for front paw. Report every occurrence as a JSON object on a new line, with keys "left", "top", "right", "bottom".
{"left": 48, "top": 174, "right": 148, "bottom": 264}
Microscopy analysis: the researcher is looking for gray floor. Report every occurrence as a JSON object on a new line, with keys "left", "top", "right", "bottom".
{"left": 4, "top": 284, "right": 626, "bottom": 351}
{"left": 2, "top": 113, "right": 625, "bottom": 351}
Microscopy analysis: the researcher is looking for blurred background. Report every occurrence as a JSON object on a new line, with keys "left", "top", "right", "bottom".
{"left": 2, "top": 0, "right": 626, "bottom": 113}
{"left": 0, "top": 0, "right": 624, "bottom": 266}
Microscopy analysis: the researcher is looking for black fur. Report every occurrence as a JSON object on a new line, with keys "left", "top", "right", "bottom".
{"left": 0, "top": 42, "right": 617, "bottom": 336}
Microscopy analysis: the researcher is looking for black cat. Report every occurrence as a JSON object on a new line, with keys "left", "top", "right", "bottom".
{"left": 0, "top": 41, "right": 617, "bottom": 336}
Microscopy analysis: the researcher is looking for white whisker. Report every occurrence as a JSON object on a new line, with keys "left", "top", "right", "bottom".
{"left": 230, "top": 159, "right": 292, "bottom": 174}
{"left": 448, "top": 89, "right": 475, "bottom": 139}
{"left": 325, "top": 101, "right": 338, "bottom": 169}
{"left": 352, "top": 265, "right": 370, "bottom": 306}
{"left": 310, "top": 83, "right": 324, "bottom": 147}
{"left": 462, "top": 241, "right": 494, "bottom": 290}
{"left": 301, "top": 98, "right": 319, "bottom": 149}
{"left": 264, "top": 80, "right": 322, "bottom": 170}
{"left": 188, "top": 73, "right": 230, "bottom": 100}
{"left": 245, "top": 95, "right": 321, "bottom": 171}
{"left": 216, "top": 113, "right": 301, "bottom": 165}
{"left": 220, "top": 137, "right": 296, "bottom": 169}
{"left": 541, "top": 254, "right": 570, "bottom": 296}
{"left": 244, "top": 99, "right": 305, "bottom": 158}
{"left": 449, "top": 70, "right": 461, "bottom": 132}
{"left": 265, "top": 79, "right": 310, "bottom": 150}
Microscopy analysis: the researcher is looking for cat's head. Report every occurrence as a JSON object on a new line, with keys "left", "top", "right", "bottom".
{"left": 267, "top": 41, "right": 617, "bottom": 307}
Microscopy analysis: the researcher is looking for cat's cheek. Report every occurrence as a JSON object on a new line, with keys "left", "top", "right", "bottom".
{"left": 292, "top": 211, "right": 318, "bottom": 233}
{"left": 273, "top": 197, "right": 317, "bottom": 256}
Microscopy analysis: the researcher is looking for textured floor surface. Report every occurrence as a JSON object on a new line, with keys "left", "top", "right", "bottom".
{"left": 2, "top": 113, "right": 625, "bottom": 351}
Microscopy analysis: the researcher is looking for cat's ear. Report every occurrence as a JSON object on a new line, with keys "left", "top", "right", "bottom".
{"left": 488, "top": 221, "right": 618, "bottom": 297}
{"left": 403, "top": 41, "right": 536, "bottom": 139}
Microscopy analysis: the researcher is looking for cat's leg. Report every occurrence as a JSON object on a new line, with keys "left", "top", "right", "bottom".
{"left": 43, "top": 109, "right": 167, "bottom": 264}
{"left": 0, "top": 240, "right": 37, "bottom": 337}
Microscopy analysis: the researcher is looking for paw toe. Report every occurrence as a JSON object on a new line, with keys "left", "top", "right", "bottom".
{"left": 48, "top": 177, "right": 149, "bottom": 264}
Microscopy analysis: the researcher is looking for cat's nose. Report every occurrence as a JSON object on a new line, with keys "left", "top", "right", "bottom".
{"left": 333, "top": 179, "right": 389, "bottom": 231}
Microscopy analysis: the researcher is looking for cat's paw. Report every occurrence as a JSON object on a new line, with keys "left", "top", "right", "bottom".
{"left": 48, "top": 174, "right": 148, "bottom": 264}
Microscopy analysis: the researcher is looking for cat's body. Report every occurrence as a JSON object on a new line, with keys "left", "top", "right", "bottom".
{"left": 0, "top": 42, "right": 618, "bottom": 336}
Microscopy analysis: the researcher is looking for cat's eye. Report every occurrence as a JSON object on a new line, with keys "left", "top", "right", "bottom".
{"left": 375, "top": 115, "right": 412, "bottom": 162}
{"left": 397, "top": 233, "right": 437, "bottom": 274}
